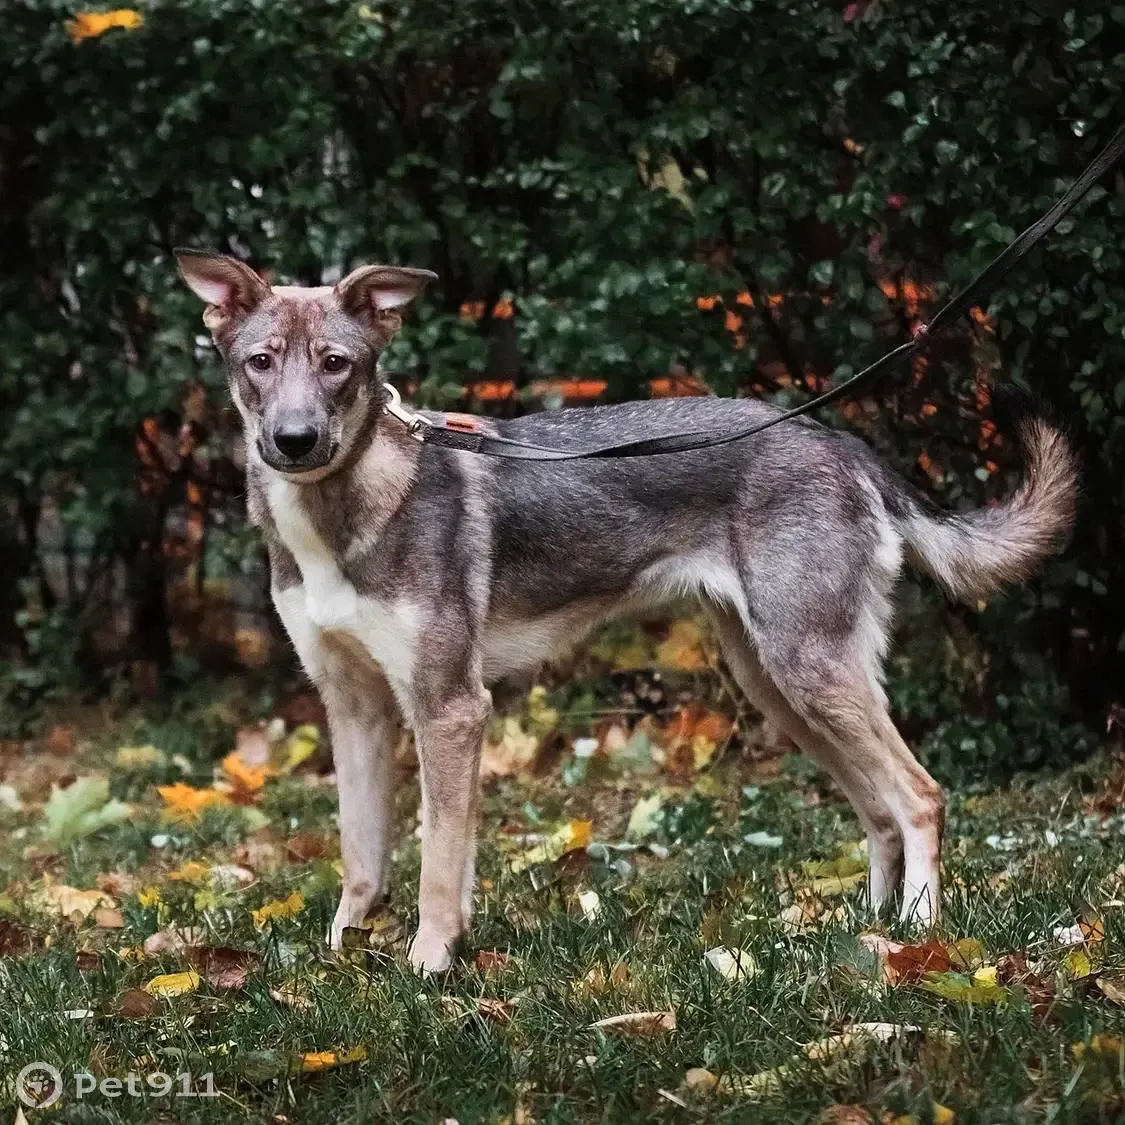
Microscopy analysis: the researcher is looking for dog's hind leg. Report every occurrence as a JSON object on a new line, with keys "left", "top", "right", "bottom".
{"left": 746, "top": 618, "right": 945, "bottom": 926}
{"left": 709, "top": 607, "right": 905, "bottom": 911}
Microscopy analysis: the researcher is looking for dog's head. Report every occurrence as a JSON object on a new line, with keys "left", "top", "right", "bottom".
{"left": 175, "top": 249, "right": 436, "bottom": 479}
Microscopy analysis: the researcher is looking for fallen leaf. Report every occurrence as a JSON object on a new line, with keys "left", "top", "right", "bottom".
{"left": 208, "top": 863, "right": 256, "bottom": 890}
{"left": 169, "top": 860, "right": 210, "bottom": 884}
{"left": 474, "top": 949, "right": 515, "bottom": 976}
{"left": 143, "top": 925, "right": 205, "bottom": 956}
{"left": 34, "top": 881, "right": 113, "bottom": 922}
{"left": 590, "top": 1010, "right": 677, "bottom": 1035}
{"left": 252, "top": 891, "right": 306, "bottom": 928}
{"left": 234, "top": 723, "right": 273, "bottom": 767}
{"left": 656, "top": 620, "right": 710, "bottom": 671}
{"left": 1073, "top": 1033, "right": 1125, "bottom": 1061}
{"left": 189, "top": 946, "right": 261, "bottom": 990}
{"left": 946, "top": 938, "right": 987, "bottom": 971}
{"left": 113, "top": 988, "right": 158, "bottom": 1018}
{"left": 1063, "top": 947, "right": 1098, "bottom": 980}
{"left": 157, "top": 782, "right": 231, "bottom": 822}
{"left": 577, "top": 961, "right": 629, "bottom": 995}
{"left": 75, "top": 950, "right": 101, "bottom": 972}
{"left": 577, "top": 889, "right": 602, "bottom": 921}
{"left": 481, "top": 716, "right": 541, "bottom": 779}
{"left": 626, "top": 792, "right": 667, "bottom": 839}
{"left": 221, "top": 749, "right": 275, "bottom": 802}
{"left": 703, "top": 946, "right": 759, "bottom": 982}
{"left": 94, "top": 907, "right": 124, "bottom": 929}
{"left": 115, "top": 744, "right": 165, "bottom": 770}
{"left": 297, "top": 1045, "right": 367, "bottom": 1072}
{"left": 475, "top": 997, "right": 515, "bottom": 1022}
{"left": 42, "top": 776, "right": 131, "bottom": 844}
{"left": 509, "top": 820, "right": 592, "bottom": 874}
{"left": 144, "top": 969, "right": 201, "bottom": 998}
{"left": 281, "top": 724, "right": 320, "bottom": 773}
{"left": 996, "top": 953, "right": 1055, "bottom": 1024}
{"left": 270, "top": 983, "right": 313, "bottom": 1010}
{"left": 918, "top": 970, "right": 1009, "bottom": 1005}
{"left": 886, "top": 941, "right": 952, "bottom": 984}
{"left": 818, "top": 1107, "right": 876, "bottom": 1125}
{"left": 1096, "top": 973, "right": 1125, "bottom": 1004}
{"left": 286, "top": 833, "right": 331, "bottom": 863}
{"left": 745, "top": 831, "right": 784, "bottom": 848}
{"left": 0, "top": 918, "right": 40, "bottom": 957}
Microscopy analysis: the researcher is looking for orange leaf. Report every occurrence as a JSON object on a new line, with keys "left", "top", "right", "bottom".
{"left": 66, "top": 9, "right": 144, "bottom": 43}
{"left": 886, "top": 940, "right": 952, "bottom": 984}
{"left": 157, "top": 783, "right": 230, "bottom": 822}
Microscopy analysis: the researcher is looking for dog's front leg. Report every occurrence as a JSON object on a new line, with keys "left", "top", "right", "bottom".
{"left": 272, "top": 587, "right": 400, "bottom": 948}
{"left": 323, "top": 658, "right": 400, "bottom": 947}
{"left": 407, "top": 683, "right": 491, "bottom": 974}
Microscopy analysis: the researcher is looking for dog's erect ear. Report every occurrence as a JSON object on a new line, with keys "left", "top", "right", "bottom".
{"left": 335, "top": 265, "right": 438, "bottom": 322}
{"left": 175, "top": 249, "right": 270, "bottom": 336}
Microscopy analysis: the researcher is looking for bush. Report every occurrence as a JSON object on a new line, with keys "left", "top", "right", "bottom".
{"left": 1, "top": 0, "right": 1122, "bottom": 737}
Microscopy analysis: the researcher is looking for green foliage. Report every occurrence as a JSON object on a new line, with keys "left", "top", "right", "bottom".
{"left": 1, "top": 0, "right": 1122, "bottom": 744}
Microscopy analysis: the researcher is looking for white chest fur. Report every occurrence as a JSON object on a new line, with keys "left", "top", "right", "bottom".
{"left": 267, "top": 478, "right": 417, "bottom": 684}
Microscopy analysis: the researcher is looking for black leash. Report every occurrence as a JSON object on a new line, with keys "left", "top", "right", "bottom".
{"left": 385, "top": 121, "right": 1125, "bottom": 461}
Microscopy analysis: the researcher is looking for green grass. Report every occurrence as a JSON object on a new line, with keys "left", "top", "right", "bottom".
{"left": 2, "top": 671, "right": 1125, "bottom": 1124}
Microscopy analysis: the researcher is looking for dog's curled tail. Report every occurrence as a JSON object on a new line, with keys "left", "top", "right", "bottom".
{"left": 892, "top": 414, "right": 1079, "bottom": 603}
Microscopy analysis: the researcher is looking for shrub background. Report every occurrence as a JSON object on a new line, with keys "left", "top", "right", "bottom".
{"left": 1, "top": 0, "right": 1121, "bottom": 753}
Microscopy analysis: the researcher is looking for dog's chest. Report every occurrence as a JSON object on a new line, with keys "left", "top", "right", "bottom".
{"left": 267, "top": 480, "right": 416, "bottom": 679}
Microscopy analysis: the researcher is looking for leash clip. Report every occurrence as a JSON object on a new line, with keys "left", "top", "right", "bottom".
{"left": 381, "top": 381, "right": 429, "bottom": 441}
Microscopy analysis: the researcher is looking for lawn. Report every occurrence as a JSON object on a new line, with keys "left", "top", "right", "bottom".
{"left": 2, "top": 618, "right": 1124, "bottom": 1124}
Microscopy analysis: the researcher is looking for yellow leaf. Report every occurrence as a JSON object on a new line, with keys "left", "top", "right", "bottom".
{"left": 692, "top": 734, "right": 718, "bottom": 771}
{"left": 526, "top": 684, "right": 559, "bottom": 736}
{"left": 1073, "top": 1034, "right": 1125, "bottom": 1060}
{"left": 934, "top": 1105, "right": 955, "bottom": 1125}
{"left": 656, "top": 620, "right": 709, "bottom": 671}
{"left": 298, "top": 1045, "right": 367, "bottom": 1072}
{"left": 947, "top": 938, "right": 986, "bottom": 971}
{"left": 918, "top": 971, "right": 1009, "bottom": 1004}
{"left": 157, "top": 783, "right": 230, "bottom": 823}
{"left": 972, "top": 965, "right": 998, "bottom": 986}
{"left": 1062, "top": 947, "right": 1096, "bottom": 980}
{"left": 281, "top": 724, "right": 320, "bottom": 774}
{"left": 115, "top": 744, "right": 164, "bottom": 769}
{"left": 481, "top": 716, "right": 540, "bottom": 780}
{"left": 136, "top": 886, "right": 162, "bottom": 908}
{"left": 809, "top": 871, "right": 867, "bottom": 897}
{"left": 168, "top": 861, "right": 210, "bottom": 885}
{"left": 66, "top": 9, "right": 144, "bottom": 43}
{"left": 251, "top": 891, "right": 305, "bottom": 928}
{"left": 144, "top": 969, "right": 200, "bottom": 998}
{"left": 509, "top": 820, "right": 592, "bottom": 874}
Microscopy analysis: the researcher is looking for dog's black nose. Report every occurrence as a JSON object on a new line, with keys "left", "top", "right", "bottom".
{"left": 273, "top": 423, "right": 319, "bottom": 460}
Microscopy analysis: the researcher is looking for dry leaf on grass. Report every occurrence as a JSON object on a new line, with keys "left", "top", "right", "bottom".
{"left": 656, "top": 620, "right": 710, "bottom": 670}
{"left": 481, "top": 716, "right": 541, "bottom": 780}
{"left": 818, "top": 1106, "right": 876, "bottom": 1125}
{"left": 93, "top": 906, "right": 124, "bottom": 929}
{"left": 188, "top": 946, "right": 262, "bottom": 990}
{"left": 251, "top": 891, "right": 305, "bottom": 928}
{"left": 1096, "top": 973, "right": 1125, "bottom": 1004}
{"left": 704, "top": 946, "right": 758, "bottom": 982}
{"left": 686, "top": 1023, "right": 915, "bottom": 1100}
{"left": 297, "top": 1045, "right": 367, "bottom": 1072}
{"left": 144, "top": 969, "right": 200, "bottom": 998}
{"left": 590, "top": 1010, "right": 677, "bottom": 1035}
{"left": 286, "top": 833, "right": 331, "bottom": 863}
{"left": 509, "top": 820, "right": 592, "bottom": 874}
{"left": 233, "top": 723, "right": 273, "bottom": 767}
{"left": 34, "top": 881, "right": 113, "bottom": 922}
{"left": 474, "top": 949, "right": 515, "bottom": 975}
{"left": 157, "top": 782, "right": 231, "bottom": 823}
{"left": 113, "top": 988, "right": 159, "bottom": 1018}
{"left": 42, "top": 776, "right": 131, "bottom": 844}
{"left": 270, "top": 983, "right": 313, "bottom": 1010}
{"left": 221, "top": 750, "right": 275, "bottom": 803}
{"left": 143, "top": 925, "right": 204, "bottom": 957}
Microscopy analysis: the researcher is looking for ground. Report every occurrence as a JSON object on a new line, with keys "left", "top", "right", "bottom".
{"left": 1, "top": 617, "right": 1125, "bottom": 1124}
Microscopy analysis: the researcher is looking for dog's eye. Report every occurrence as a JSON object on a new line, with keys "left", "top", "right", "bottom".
{"left": 323, "top": 354, "right": 349, "bottom": 374}
{"left": 247, "top": 353, "right": 272, "bottom": 372}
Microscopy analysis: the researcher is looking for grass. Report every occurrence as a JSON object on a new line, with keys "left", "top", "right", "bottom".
{"left": 2, "top": 635, "right": 1125, "bottom": 1124}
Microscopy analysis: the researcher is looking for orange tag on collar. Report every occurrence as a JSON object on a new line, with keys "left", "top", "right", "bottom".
{"left": 439, "top": 412, "right": 482, "bottom": 434}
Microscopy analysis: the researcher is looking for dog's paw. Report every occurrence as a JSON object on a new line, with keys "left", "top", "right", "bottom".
{"left": 407, "top": 927, "right": 455, "bottom": 975}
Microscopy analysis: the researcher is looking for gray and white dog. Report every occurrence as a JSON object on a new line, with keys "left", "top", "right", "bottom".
{"left": 177, "top": 250, "right": 1078, "bottom": 972}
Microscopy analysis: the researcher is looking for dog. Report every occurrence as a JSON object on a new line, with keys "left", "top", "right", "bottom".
{"left": 176, "top": 249, "right": 1079, "bottom": 972}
